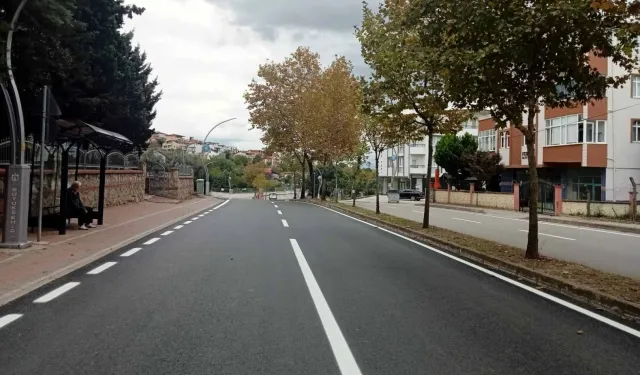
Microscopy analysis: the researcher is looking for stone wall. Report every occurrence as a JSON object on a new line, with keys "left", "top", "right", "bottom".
{"left": 434, "top": 189, "right": 448, "bottom": 203}
{"left": 474, "top": 192, "right": 514, "bottom": 210}
{"left": 146, "top": 168, "right": 194, "bottom": 200}
{"left": 1, "top": 168, "right": 144, "bottom": 224}
{"left": 562, "top": 200, "right": 631, "bottom": 218}
{"left": 449, "top": 191, "right": 470, "bottom": 205}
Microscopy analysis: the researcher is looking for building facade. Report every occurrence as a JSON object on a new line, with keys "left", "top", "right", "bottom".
{"left": 378, "top": 114, "right": 483, "bottom": 193}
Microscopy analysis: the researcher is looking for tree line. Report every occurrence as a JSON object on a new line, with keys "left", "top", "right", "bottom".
{"left": 247, "top": 0, "right": 640, "bottom": 259}
{"left": 1, "top": 0, "right": 160, "bottom": 147}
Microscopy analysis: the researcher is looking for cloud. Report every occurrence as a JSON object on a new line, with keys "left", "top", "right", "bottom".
{"left": 124, "top": 0, "right": 371, "bottom": 150}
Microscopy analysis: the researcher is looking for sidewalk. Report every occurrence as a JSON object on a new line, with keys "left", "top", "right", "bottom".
{"left": 0, "top": 196, "right": 222, "bottom": 307}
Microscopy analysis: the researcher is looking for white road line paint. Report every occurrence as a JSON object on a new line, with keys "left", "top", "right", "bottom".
{"left": 161, "top": 230, "right": 173, "bottom": 236}
{"left": 143, "top": 238, "right": 160, "bottom": 245}
{"left": 213, "top": 200, "right": 230, "bottom": 210}
{"left": 318, "top": 204, "right": 640, "bottom": 339}
{"left": 33, "top": 282, "right": 80, "bottom": 303}
{"left": 87, "top": 262, "right": 118, "bottom": 275}
{"left": 289, "top": 239, "right": 363, "bottom": 375}
{"left": 519, "top": 230, "right": 575, "bottom": 241}
{"left": 184, "top": 221, "right": 192, "bottom": 224}
{"left": 121, "top": 247, "right": 142, "bottom": 257}
{"left": 282, "top": 219, "right": 289, "bottom": 227}
{"left": 173, "top": 225, "right": 184, "bottom": 230}
{"left": 277, "top": 210, "right": 282, "bottom": 215}
{"left": 274, "top": 205, "right": 279, "bottom": 208}
{"left": 0, "top": 314, "right": 22, "bottom": 329}
{"left": 192, "top": 217, "right": 199, "bottom": 220}
{"left": 453, "top": 217, "right": 481, "bottom": 224}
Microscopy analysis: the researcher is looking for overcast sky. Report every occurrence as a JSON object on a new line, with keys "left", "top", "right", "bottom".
{"left": 124, "top": 0, "right": 373, "bottom": 150}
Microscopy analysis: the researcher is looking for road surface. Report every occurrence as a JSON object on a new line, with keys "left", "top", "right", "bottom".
{"left": 349, "top": 197, "right": 640, "bottom": 278}
{"left": 0, "top": 199, "right": 638, "bottom": 374}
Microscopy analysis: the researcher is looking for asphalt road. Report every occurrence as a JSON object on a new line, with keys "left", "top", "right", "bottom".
{"left": 350, "top": 197, "right": 640, "bottom": 278}
{"left": 0, "top": 199, "right": 639, "bottom": 374}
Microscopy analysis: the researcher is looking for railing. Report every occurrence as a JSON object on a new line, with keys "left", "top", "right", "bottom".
{"left": 178, "top": 165, "right": 193, "bottom": 176}
{"left": 410, "top": 164, "right": 426, "bottom": 168}
{"left": 409, "top": 143, "right": 425, "bottom": 147}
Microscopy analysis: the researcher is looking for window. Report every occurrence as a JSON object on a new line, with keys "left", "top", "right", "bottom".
{"left": 632, "top": 75, "right": 640, "bottom": 98}
{"left": 633, "top": 120, "right": 640, "bottom": 142}
{"left": 500, "top": 131, "right": 510, "bottom": 148}
{"left": 463, "top": 119, "right": 478, "bottom": 129}
{"left": 544, "top": 115, "right": 606, "bottom": 145}
{"left": 478, "top": 130, "right": 496, "bottom": 151}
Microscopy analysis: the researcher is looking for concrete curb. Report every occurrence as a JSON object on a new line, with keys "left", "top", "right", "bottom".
{"left": 415, "top": 202, "right": 487, "bottom": 214}
{"left": 0, "top": 199, "right": 226, "bottom": 308}
{"left": 311, "top": 202, "right": 640, "bottom": 324}
{"left": 539, "top": 217, "right": 640, "bottom": 234}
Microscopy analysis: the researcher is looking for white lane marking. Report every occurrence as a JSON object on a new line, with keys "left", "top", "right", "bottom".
{"left": 87, "top": 262, "right": 118, "bottom": 275}
{"left": 289, "top": 239, "right": 363, "bottom": 375}
{"left": 319, "top": 205, "right": 640, "bottom": 339}
{"left": 453, "top": 217, "right": 482, "bottom": 224}
{"left": 0, "top": 314, "right": 23, "bottom": 329}
{"left": 143, "top": 238, "right": 160, "bottom": 245}
{"left": 198, "top": 215, "right": 204, "bottom": 217}
{"left": 173, "top": 225, "right": 184, "bottom": 230}
{"left": 161, "top": 230, "right": 173, "bottom": 236}
{"left": 33, "top": 282, "right": 81, "bottom": 303}
{"left": 192, "top": 217, "right": 199, "bottom": 220}
{"left": 317, "top": 205, "right": 376, "bottom": 227}
{"left": 184, "top": 221, "right": 192, "bottom": 224}
{"left": 121, "top": 247, "right": 142, "bottom": 257}
{"left": 213, "top": 200, "right": 230, "bottom": 210}
{"left": 274, "top": 205, "right": 279, "bottom": 208}
{"left": 282, "top": 219, "right": 289, "bottom": 227}
{"left": 519, "top": 230, "right": 575, "bottom": 241}
{"left": 277, "top": 210, "right": 283, "bottom": 215}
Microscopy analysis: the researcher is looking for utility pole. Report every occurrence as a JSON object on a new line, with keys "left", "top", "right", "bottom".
{"left": 630, "top": 177, "right": 637, "bottom": 221}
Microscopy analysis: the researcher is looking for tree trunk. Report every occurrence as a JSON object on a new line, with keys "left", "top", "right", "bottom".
{"left": 293, "top": 172, "right": 297, "bottom": 199}
{"left": 523, "top": 110, "right": 539, "bottom": 259}
{"left": 423, "top": 130, "right": 434, "bottom": 229}
{"left": 307, "top": 157, "right": 314, "bottom": 199}
{"left": 375, "top": 152, "right": 381, "bottom": 214}
{"left": 299, "top": 154, "right": 306, "bottom": 199}
{"left": 352, "top": 156, "right": 361, "bottom": 207}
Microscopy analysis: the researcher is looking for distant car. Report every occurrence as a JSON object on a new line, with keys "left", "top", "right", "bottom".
{"left": 268, "top": 192, "right": 278, "bottom": 200}
{"left": 398, "top": 189, "right": 424, "bottom": 201}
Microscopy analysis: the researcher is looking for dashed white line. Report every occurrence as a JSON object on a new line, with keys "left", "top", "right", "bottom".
{"left": 161, "top": 230, "right": 173, "bottom": 236}
{"left": 173, "top": 225, "right": 184, "bottom": 230}
{"left": 453, "top": 217, "right": 481, "bottom": 224}
{"left": 192, "top": 217, "right": 199, "bottom": 220}
{"left": 143, "top": 238, "right": 160, "bottom": 245}
{"left": 290, "top": 239, "right": 362, "bottom": 375}
{"left": 519, "top": 230, "right": 575, "bottom": 241}
{"left": 184, "top": 221, "right": 192, "bottom": 224}
{"left": 274, "top": 205, "right": 279, "bottom": 208}
{"left": 87, "top": 262, "right": 117, "bottom": 275}
{"left": 277, "top": 210, "right": 282, "bottom": 215}
{"left": 33, "top": 282, "right": 80, "bottom": 303}
{"left": 0, "top": 314, "right": 23, "bottom": 329}
{"left": 121, "top": 247, "right": 142, "bottom": 257}
{"left": 282, "top": 219, "right": 289, "bottom": 227}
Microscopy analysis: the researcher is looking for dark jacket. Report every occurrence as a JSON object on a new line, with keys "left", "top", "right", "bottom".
{"left": 66, "top": 187, "right": 85, "bottom": 212}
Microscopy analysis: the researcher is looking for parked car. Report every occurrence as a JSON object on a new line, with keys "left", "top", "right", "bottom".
{"left": 398, "top": 189, "right": 424, "bottom": 201}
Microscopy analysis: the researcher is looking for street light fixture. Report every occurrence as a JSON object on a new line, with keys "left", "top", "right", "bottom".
{"left": 200, "top": 117, "right": 236, "bottom": 195}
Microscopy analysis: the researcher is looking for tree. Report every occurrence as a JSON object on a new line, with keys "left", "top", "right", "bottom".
{"left": 245, "top": 47, "right": 323, "bottom": 199}
{"left": 433, "top": 133, "right": 478, "bottom": 188}
{"left": 356, "top": 1, "right": 468, "bottom": 227}
{"left": 406, "top": 0, "right": 640, "bottom": 258}
{"left": 243, "top": 162, "right": 266, "bottom": 187}
{"left": 462, "top": 151, "right": 504, "bottom": 192}
{"left": 278, "top": 152, "right": 302, "bottom": 198}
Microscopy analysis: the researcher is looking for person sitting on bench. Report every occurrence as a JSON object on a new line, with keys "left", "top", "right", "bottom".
{"left": 66, "top": 181, "right": 95, "bottom": 230}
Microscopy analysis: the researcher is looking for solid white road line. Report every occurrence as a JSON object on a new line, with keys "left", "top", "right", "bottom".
{"left": 453, "top": 217, "right": 482, "bottom": 224}
{"left": 519, "top": 230, "right": 575, "bottom": 241}
{"left": 173, "top": 225, "right": 184, "bottom": 230}
{"left": 277, "top": 210, "right": 282, "bottom": 215}
{"left": 0, "top": 314, "right": 23, "bottom": 329}
{"left": 121, "top": 247, "right": 142, "bottom": 257}
{"left": 213, "top": 200, "right": 230, "bottom": 210}
{"left": 184, "top": 221, "right": 192, "bottom": 224}
{"left": 161, "top": 230, "right": 173, "bottom": 236}
{"left": 282, "top": 219, "right": 289, "bottom": 227}
{"left": 143, "top": 238, "right": 160, "bottom": 245}
{"left": 87, "top": 262, "right": 117, "bottom": 275}
{"left": 289, "top": 239, "right": 362, "bottom": 375}
{"left": 318, "top": 204, "right": 640, "bottom": 339}
{"left": 33, "top": 282, "right": 81, "bottom": 303}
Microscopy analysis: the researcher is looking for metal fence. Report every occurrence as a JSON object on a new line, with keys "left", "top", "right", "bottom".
{"left": 178, "top": 164, "right": 193, "bottom": 176}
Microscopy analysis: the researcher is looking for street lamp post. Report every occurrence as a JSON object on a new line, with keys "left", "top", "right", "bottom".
{"left": 200, "top": 118, "right": 236, "bottom": 195}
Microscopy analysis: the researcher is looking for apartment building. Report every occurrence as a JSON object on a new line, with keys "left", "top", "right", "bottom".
{"left": 378, "top": 114, "right": 485, "bottom": 193}
{"left": 482, "top": 55, "right": 640, "bottom": 202}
